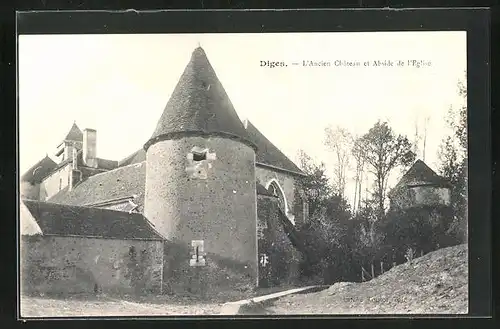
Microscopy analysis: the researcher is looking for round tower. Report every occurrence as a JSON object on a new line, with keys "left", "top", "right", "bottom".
{"left": 143, "top": 47, "right": 258, "bottom": 291}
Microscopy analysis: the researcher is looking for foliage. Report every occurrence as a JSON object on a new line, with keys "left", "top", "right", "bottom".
{"left": 324, "top": 125, "right": 353, "bottom": 199}
{"left": 297, "top": 150, "right": 333, "bottom": 217}
{"left": 379, "top": 205, "right": 455, "bottom": 264}
{"left": 353, "top": 121, "right": 415, "bottom": 219}
{"left": 438, "top": 76, "right": 468, "bottom": 243}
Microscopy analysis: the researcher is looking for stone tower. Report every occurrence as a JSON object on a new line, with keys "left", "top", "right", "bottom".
{"left": 143, "top": 47, "right": 259, "bottom": 289}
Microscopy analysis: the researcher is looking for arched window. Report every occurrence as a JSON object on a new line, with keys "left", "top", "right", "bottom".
{"left": 267, "top": 180, "right": 286, "bottom": 214}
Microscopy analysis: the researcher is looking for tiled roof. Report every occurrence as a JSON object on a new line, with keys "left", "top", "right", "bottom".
{"left": 392, "top": 159, "right": 451, "bottom": 192}
{"left": 22, "top": 200, "right": 163, "bottom": 240}
{"left": 21, "top": 155, "right": 57, "bottom": 184}
{"left": 48, "top": 162, "right": 146, "bottom": 211}
{"left": 64, "top": 123, "right": 84, "bottom": 142}
{"left": 144, "top": 47, "right": 253, "bottom": 151}
{"left": 96, "top": 158, "right": 118, "bottom": 170}
{"left": 244, "top": 120, "right": 305, "bottom": 176}
{"left": 118, "top": 149, "right": 146, "bottom": 167}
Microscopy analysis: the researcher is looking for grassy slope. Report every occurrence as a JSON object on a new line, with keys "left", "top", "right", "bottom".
{"left": 268, "top": 244, "right": 468, "bottom": 314}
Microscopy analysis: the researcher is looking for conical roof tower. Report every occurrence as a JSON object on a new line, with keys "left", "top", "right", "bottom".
{"left": 144, "top": 47, "right": 254, "bottom": 151}
{"left": 63, "top": 122, "right": 83, "bottom": 142}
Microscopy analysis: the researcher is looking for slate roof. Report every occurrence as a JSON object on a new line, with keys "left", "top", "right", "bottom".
{"left": 391, "top": 159, "right": 452, "bottom": 193}
{"left": 21, "top": 155, "right": 57, "bottom": 184}
{"left": 22, "top": 199, "right": 163, "bottom": 240}
{"left": 48, "top": 162, "right": 146, "bottom": 211}
{"left": 63, "top": 122, "right": 84, "bottom": 142}
{"left": 118, "top": 149, "right": 146, "bottom": 167}
{"left": 144, "top": 47, "right": 253, "bottom": 151}
{"left": 244, "top": 120, "right": 305, "bottom": 176}
{"left": 96, "top": 158, "right": 119, "bottom": 170}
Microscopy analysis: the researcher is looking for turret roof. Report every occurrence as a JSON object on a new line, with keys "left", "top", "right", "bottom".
{"left": 144, "top": 47, "right": 253, "bottom": 150}
{"left": 63, "top": 122, "right": 83, "bottom": 142}
{"left": 392, "top": 159, "right": 452, "bottom": 192}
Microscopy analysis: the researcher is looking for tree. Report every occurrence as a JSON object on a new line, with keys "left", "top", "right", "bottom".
{"left": 354, "top": 121, "right": 415, "bottom": 220}
{"left": 324, "top": 125, "right": 352, "bottom": 199}
{"left": 351, "top": 136, "right": 366, "bottom": 214}
{"left": 296, "top": 150, "right": 332, "bottom": 217}
{"left": 438, "top": 76, "right": 467, "bottom": 243}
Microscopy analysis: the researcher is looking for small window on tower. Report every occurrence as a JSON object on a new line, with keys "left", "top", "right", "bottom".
{"left": 192, "top": 149, "right": 207, "bottom": 162}
{"left": 59, "top": 178, "right": 62, "bottom": 191}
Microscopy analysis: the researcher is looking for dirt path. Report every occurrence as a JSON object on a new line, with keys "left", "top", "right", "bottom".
{"left": 20, "top": 285, "right": 295, "bottom": 317}
{"left": 21, "top": 295, "right": 222, "bottom": 317}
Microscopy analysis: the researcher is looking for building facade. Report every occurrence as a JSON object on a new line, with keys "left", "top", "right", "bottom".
{"left": 21, "top": 47, "right": 309, "bottom": 294}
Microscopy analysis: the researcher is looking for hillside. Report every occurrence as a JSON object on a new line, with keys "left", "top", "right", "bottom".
{"left": 268, "top": 244, "right": 468, "bottom": 314}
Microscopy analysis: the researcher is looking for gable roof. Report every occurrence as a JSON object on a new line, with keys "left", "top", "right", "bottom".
{"left": 144, "top": 47, "right": 254, "bottom": 151}
{"left": 244, "top": 120, "right": 305, "bottom": 176}
{"left": 21, "top": 155, "right": 57, "bottom": 184}
{"left": 22, "top": 200, "right": 163, "bottom": 240}
{"left": 392, "top": 159, "right": 451, "bottom": 192}
{"left": 48, "top": 162, "right": 146, "bottom": 211}
{"left": 63, "top": 122, "right": 84, "bottom": 142}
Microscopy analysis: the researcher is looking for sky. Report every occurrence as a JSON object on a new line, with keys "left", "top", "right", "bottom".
{"left": 18, "top": 32, "right": 467, "bottom": 207}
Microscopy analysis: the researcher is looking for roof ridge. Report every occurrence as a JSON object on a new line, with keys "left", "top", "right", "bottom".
{"left": 244, "top": 120, "right": 304, "bottom": 175}
{"left": 86, "top": 160, "right": 146, "bottom": 180}
{"left": 24, "top": 199, "right": 141, "bottom": 216}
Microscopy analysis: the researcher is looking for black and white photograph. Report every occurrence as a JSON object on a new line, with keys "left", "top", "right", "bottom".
{"left": 18, "top": 30, "right": 469, "bottom": 317}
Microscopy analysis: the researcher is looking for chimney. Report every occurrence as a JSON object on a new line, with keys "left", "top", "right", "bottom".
{"left": 83, "top": 128, "right": 98, "bottom": 168}
{"left": 72, "top": 146, "right": 78, "bottom": 169}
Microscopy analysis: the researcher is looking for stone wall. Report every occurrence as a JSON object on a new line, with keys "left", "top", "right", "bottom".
{"left": 390, "top": 185, "right": 452, "bottom": 210}
{"left": 144, "top": 135, "right": 258, "bottom": 287}
{"left": 161, "top": 239, "right": 255, "bottom": 296}
{"left": 413, "top": 186, "right": 451, "bottom": 206}
{"left": 20, "top": 235, "right": 163, "bottom": 296}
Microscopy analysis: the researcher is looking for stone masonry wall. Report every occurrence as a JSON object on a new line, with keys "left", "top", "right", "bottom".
{"left": 20, "top": 235, "right": 163, "bottom": 295}
{"left": 144, "top": 135, "right": 258, "bottom": 287}
{"left": 161, "top": 239, "right": 255, "bottom": 296}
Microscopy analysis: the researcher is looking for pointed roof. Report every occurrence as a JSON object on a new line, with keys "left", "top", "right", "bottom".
{"left": 63, "top": 122, "right": 83, "bottom": 142}
{"left": 21, "top": 155, "right": 57, "bottom": 184}
{"left": 144, "top": 47, "right": 254, "bottom": 151}
{"left": 244, "top": 120, "right": 305, "bottom": 176}
{"left": 393, "top": 159, "right": 451, "bottom": 191}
